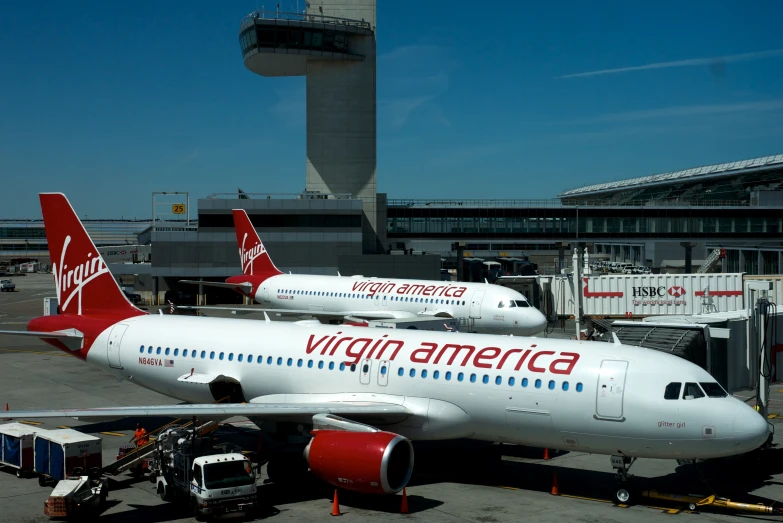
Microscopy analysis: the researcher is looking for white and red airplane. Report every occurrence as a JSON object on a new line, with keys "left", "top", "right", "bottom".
{"left": 0, "top": 193, "right": 771, "bottom": 505}
{"left": 181, "top": 209, "right": 548, "bottom": 335}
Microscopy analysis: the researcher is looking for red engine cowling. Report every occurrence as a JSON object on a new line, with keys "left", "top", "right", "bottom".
{"left": 304, "top": 430, "right": 414, "bottom": 494}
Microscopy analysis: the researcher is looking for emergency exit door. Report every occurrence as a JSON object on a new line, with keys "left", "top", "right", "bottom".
{"left": 107, "top": 324, "right": 128, "bottom": 369}
{"left": 595, "top": 360, "right": 628, "bottom": 420}
{"left": 469, "top": 290, "right": 485, "bottom": 318}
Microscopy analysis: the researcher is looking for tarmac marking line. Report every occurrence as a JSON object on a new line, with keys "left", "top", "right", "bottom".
{"left": 19, "top": 420, "right": 42, "bottom": 426}
{"left": 100, "top": 431, "right": 127, "bottom": 437}
{"left": 560, "top": 494, "right": 611, "bottom": 503}
{"left": 57, "top": 425, "right": 69, "bottom": 429}
{"left": 498, "top": 486, "right": 518, "bottom": 490}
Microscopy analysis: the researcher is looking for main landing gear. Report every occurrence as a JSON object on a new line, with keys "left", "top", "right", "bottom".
{"left": 611, "top": 455, "right": 637, "bottom": 505}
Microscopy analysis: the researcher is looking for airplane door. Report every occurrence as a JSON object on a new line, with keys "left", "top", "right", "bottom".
{"left": 377, "top": 360, "right": 389, "bottom": 386}
{"left": 382, "top": 295, "right": 388, "bottom": 307}
{"left": 469, "top": 290, "right": 485, "bottom": 318}
{"left": 595, "top": 360, "right": 628, "bottom": 420}
{"left": 261, "top": 285, "right": 270, "bottom": 304}
{"left": 107, "top": 324, "right": 128, "bottom": 369}
{"left": 360, "top": 358, "right": 372, "bottom": 385}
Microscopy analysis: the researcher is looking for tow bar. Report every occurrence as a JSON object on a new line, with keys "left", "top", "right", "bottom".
{"left": 643, "top": 490, "right": 783, "bottom": 515}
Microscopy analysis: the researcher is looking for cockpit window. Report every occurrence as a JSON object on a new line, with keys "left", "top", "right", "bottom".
{"left": 699, "top": 382, "right": 728, "bottom": 398}
{"left": 683, "top": 382, "right": 705, "bottom": 400}
{"left": 514, "top": 300, "right": 529, "bottom": 307}
{"left": 498, "top": 301, "right": 505, "bottom": 308}
{"left": 498, "top": 300, "right": 517, "bottom": 309}
{"left": 664, "top": 382, "right": 681, "bottom": 400}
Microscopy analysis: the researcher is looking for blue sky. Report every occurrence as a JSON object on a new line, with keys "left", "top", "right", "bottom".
{"left": 1, "top": 0, "right": 782, "bottom": 218}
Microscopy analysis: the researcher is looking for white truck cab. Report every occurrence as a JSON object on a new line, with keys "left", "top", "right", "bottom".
{"left": 157, "top": 451, "right": 257, "bottom": 520}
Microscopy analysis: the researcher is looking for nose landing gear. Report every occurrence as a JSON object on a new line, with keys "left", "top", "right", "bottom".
{"left": 611, "top": 455, "right": 637, "bottom": 505}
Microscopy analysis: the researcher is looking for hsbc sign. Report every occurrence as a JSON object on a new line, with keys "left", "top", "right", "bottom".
{"left": 631, "top": 285, "right": 687, "bottom": 306}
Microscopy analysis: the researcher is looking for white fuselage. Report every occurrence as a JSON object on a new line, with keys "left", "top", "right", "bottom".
{"left": 92, "top": 314, "right": 767, "bottom": 460}
{"left": 251, "top": 274, "right": 547, "bottom": 336}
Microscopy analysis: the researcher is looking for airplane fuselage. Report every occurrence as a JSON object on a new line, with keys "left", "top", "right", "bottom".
{"left": 240, "top": 274, "right": 548, "bottom": 336}
{"left": 91, "top": 314, "right": 767, "bottom": 460}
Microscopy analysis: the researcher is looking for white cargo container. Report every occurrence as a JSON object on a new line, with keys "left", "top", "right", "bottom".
{"left": 574, "top": 273, "right": 745, "bottom": 318}
{"left": 0, "top": 423, "right": 51, "bottom": 477}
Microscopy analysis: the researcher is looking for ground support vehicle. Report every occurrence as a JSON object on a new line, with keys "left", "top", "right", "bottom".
{"left": 43, "top": 466, "right": 108, "bottom": 518}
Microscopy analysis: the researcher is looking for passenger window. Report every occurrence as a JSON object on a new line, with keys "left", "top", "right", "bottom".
{"left": 277, "top": 357, "right": 283, "bottom": 365}
{"left": 482, "top": 375, "right": 489, "bottom": 384}
{"left": 318, "top": 361, "right": 324, "bottom": 369}
{"left": 700, "top": 382, "right": 728, "bottom": 398}
{"left": 576, "top": 382, "right": 583, "bottom": 392}
{"left": 210, "top": 351, "right": 215, "bottom": 360}
{"left": 548, "top": 380, "right": 555, "bottom": 390}
{"left": 535, "top": 379, "right": 542, "bottom": 389}
{"left": 156, "top": 347, "right": 161, "bottom": 355}
{"left": 219, "top": 352, "right": 224, "bottom": 360}
{"left": 139, "top": 346, "right": 144, "bottom": 354}
{"left": 445, "top": 371, "right": 452, "bottom": 380}
{"left": 165, "top": 348, "right": 170, "bottom": 356}
{"left": 433, "top": 370, "right": 439, "bottom": 379}
{"left": 237, "top": 354, "right": 242, "bottom": 362}
{"left": 228, "top": 353, "right": 233, "bottom": 361}
{"left": 409, "top": 368, "right": 415, "bottom": 377}
{"left": 664, "top": 382, "right": 682, "bottom": 400}
{"left": 192, "top": 351, "right": 196, "bottom": 359}
{"left": 562, "top": 381, "right": 569, "bottom": 391}
{"left": 458, "top": 372, "right": 464, "bottom": 382}
{"left": 308, "top": 360, "right": 313, "bottom": 368}
{"left": 174, "top": 349, "right": 179, "bottom": 356}
{"left": 329, "top": 362, "right": 335, "bottom": 370}
{"left": 183, "top": 349, "right": 188, "bottom": 357}
{"left": 495, "top": 376, "right": 502, "bottom": 385}
{"left": 267, "top": 356, "right": 272, "bottom": 364}
{"left": 339, "top": 362, "right": 346, "bottom": 371}
{"left": 421, "top": 370, "right": 428, "bottom": 378}
{"left": 201, "top": 351, "right": 206, "bottom": 359}
{"left": 287, "top": 358, "right": 293, "bottom": 366}
{"left": 297, "top": 359, "right": 303, "bottom": 367}
{"left": 470, "top": 374, "right": 477, "bottom": 383}
{"left": 522, "top": 378, "right": 528, "bottom": 387}
{"left": 381, "top": 366, "right": 387, "bottom": 375}
{"left": 683, "top": 382, "right": 705, "bottom": 400}
{"left": 508, "top": 377, "right": 515, "bottom": 386}
{"left": 350, "top": 363, "right": 356, "bottom": 372}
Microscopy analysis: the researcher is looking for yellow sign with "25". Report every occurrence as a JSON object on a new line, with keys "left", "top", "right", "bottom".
{"left": 172, "top": 204, "right": 186, "bottom": 215}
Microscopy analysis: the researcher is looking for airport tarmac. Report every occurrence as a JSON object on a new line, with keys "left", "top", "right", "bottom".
{"left": 2, "top": 274, "right": 783, "bottom": 522}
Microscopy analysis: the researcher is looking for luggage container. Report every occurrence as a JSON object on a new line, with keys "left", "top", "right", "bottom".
{"left": 0, "top": 423, "right": 50, "bottom": 478}
{"left": 34, "top": 429, "right": 102, "bottom": 483}
{"left": 581, "top": 273, "right": 744, "bottom": 317}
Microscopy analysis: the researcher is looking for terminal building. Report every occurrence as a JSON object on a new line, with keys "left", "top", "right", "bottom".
{"left": 2, "top": 0, "right": 782, "bottom": 303}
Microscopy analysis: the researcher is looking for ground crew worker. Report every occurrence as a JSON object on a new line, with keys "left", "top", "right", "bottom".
{"left": 130, "top": 423, "right": 149, "bottom": 447}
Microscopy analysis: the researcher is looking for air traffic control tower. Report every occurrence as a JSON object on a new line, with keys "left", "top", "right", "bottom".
{"left": 239, "top": 0, "right": 380, "bottom": 252}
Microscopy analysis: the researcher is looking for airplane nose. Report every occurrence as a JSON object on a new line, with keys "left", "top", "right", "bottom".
{"left": 733, "top": 406, "right": 770, "bottom": 452}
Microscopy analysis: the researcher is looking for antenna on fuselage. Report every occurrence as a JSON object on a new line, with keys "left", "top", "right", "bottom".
{"left": 263, "top": 312, "right": 271, "bottom": 323}
{"left": 612, "top": 332, "right": 621, "bottom": 345}
{"left": 337, "top": 271, "right": 341, "bottom": 276}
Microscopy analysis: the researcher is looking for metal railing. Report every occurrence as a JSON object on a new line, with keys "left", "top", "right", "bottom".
{"left": 388, "top": 198, "right": 750, "bottom": 208}
{"left": 241, "top": 10, "right": 372, "bottom": 30}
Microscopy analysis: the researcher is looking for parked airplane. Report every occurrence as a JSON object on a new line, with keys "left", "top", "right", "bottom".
{"left": 0, "top": 193, "right": 771, "bottom": 506}
{"left": 180, "top": 209, "right": 548, "bottom": 335}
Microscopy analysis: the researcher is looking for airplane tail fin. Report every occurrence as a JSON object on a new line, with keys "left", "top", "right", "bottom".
{"left": 232, "top": 209, "right": 282, "bottom": 276}
{"left": 39, "top": 193, "right": 144, "bottom": 319}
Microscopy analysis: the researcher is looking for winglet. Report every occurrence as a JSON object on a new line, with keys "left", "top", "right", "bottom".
{"left": 263, "top": 312, "right": 271, "bottom": 323}
{"left": 231, "top": 209, "right": 283, "bottom": 276}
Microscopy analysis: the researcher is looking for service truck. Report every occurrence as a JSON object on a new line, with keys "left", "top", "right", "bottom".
{"left": 154, "top": 424, "right": 258, "bottom": 520}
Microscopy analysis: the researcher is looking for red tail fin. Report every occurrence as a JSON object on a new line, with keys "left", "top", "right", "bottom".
{"left": 232, "top": 209, "right": 282, "bottom": 276}
{"left": 40, "top": 193, "right": 143, "bottom": 319}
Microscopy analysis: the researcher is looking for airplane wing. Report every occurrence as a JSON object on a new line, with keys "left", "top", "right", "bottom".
{"left": 179, "top": 280, "right": 253, "bottom": 293}
{"left": 2, "top": 402, "right": 412, "bottom": 425}
{"left": 175, "top": 306, "right": 411, "bottom": 321}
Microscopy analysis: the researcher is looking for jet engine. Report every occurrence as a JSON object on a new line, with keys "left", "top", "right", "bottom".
{"left": 304, "top": 430, "right": 414, "bottom": 494}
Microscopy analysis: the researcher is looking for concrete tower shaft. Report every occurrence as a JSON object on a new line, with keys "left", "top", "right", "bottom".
{"left": 239, "top": 0, "right": 379, "bottom": 252}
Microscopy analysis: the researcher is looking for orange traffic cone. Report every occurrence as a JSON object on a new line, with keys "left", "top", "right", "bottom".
{"left": 331, "top": 489, "right": 341, "bottom": 516}
{"left": 543, "top": 447, "right": 550, "bottom": 460}
{"left": 551, "top": 472, "right": 560, "bottom": 495}
{"left": 400, "top": 487, "right": 409, "bottom": 514}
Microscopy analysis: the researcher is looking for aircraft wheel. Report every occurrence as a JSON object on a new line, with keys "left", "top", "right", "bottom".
{"left": 613, "top": 486, "right": 632, "bottom": 505}
{"left": 38, "top": 475, "right": 48, "bottom": 487}
{"left": 688, "top": 502, "right": 697, "bottom": 511}
{"left": 16, "top": 469, "right": 23, "bottom": 478}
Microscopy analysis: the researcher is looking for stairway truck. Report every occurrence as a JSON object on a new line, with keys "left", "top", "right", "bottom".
{"left": 0, "top": 423, "right": 51, "bottom": 478}
{"left": 34, "top": 430, "right": 102, "bottom": 485}
{"left": 157, "top": 452, "right": 257, "bottom": 519}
